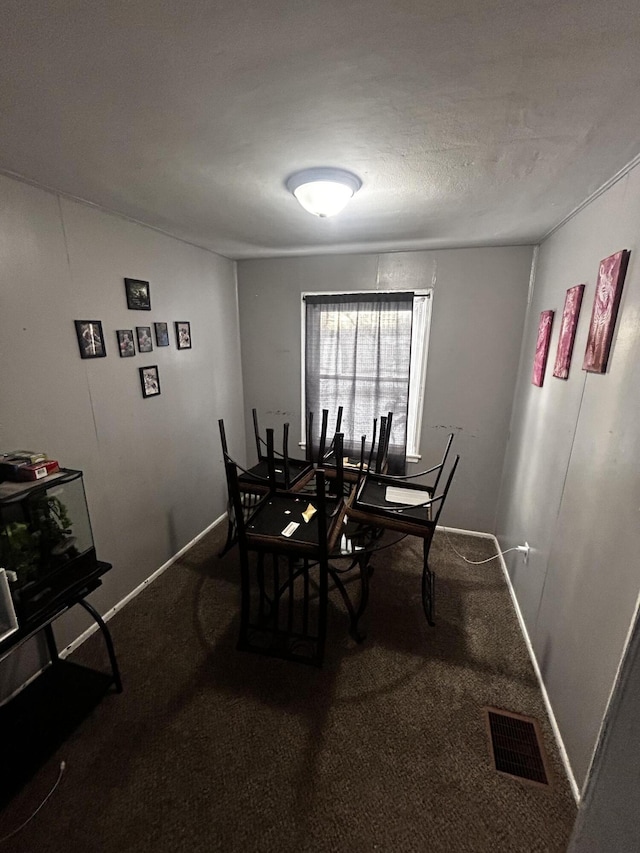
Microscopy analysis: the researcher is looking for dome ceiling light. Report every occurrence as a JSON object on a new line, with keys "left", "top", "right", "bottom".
{"left": 286, "top": 167, "right": 362, "bottom": 217}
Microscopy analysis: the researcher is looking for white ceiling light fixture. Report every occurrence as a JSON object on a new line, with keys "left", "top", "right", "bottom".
{"left": 286, "top": 167, "right": 362, "bottom": 217}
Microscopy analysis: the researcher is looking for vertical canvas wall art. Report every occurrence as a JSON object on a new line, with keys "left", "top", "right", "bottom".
{"left": 553, "top": 284, "right": 585, "bottom": 379}
{"left": 583, "top": 249, "right": 630, "bottom": 373}
{"left": 532, "top": 310, "right": 554, "bottom": 387}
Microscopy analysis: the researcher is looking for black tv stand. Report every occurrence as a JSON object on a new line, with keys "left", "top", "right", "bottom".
{"left": 0, "top": 564, "right": 122, "bottom": 806}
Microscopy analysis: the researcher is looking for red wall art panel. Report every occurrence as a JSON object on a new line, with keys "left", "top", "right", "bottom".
{"left": 532, "top": 310, "right": 554, "bottom": 387}
{"left": 583, "top": 250, "right": 631, "bottom": 373}
{"left": 553, "top": 284, "right": 585, "bottom": 380}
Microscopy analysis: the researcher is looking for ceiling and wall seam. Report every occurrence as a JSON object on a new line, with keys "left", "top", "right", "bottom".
{"left": 0, "top": 167, "right": 236, "bottom": 263}
{"left": 541, "top": 151, "right": 640, "bottom": 244}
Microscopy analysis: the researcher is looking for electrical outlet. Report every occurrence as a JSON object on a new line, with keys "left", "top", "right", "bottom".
{"left": 516, "top": 542, "right": 530, "bottom": 564}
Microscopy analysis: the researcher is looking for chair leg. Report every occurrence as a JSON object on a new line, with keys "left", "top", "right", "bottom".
{"left": 421, "top": 539, "right": 435, "bottom": 626}
{"left": 218, "top": 511, "right": 237, "bottom": 557}
{"left": 328, "top": 553, "right": 370, "bottom": 643}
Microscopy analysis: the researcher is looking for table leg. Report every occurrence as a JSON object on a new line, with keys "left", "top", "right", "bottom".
{"left": 328, "top": 553, "right": 370, "bottom": 643}
{"left": 421, "top": 538, "right": 435, "bottom": 626}
{"left": 77, "top": 599, "right": 123, "bottom": 692}
{"left": 44, "top": 623, "right": 60, "bottom": 664}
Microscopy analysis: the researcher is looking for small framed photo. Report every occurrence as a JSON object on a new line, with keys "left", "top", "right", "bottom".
{"left": 154, "top": 322, "right": 170, "bottom": 347}
{"left": 136, "top": 326, "right": 153, "bottom": 353}
{"left": 124, "top": 278, "right": 151, "bottom": 310}
{"left": 117, "top": 329, "right": 136, "bottom": 358}
{"left": 75, "top": 320, "right": 106, "bottom": 359}
{"left": 175, "top": 321, "right": 191, "bottom": 350}
{"left": 139, "top": 365, "right": 161, "bottom": 398}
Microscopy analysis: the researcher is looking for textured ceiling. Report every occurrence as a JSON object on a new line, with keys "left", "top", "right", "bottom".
{"left": 1, "top": 0, "right": 640, "bottom": 259}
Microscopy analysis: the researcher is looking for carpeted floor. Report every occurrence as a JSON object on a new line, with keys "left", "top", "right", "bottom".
{"left": 0, "top": 527, "right": 577, "bottom": 852}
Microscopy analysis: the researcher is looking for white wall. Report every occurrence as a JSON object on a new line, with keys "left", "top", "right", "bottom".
{"left": 0, "top": 175, "right": 245, "bottom": 693}
{"left": 236, "top": 247, "right": 533, "bottom": 533}
{"left": 496, "top": 162, "right": 640, "bottom": 790}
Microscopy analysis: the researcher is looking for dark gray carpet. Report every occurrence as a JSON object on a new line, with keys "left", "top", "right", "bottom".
{"left": 0, "top": 527, "right": 577, "bottom": 852}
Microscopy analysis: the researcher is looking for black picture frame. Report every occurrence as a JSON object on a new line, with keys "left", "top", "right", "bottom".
{"left": 75, "top": 320, "right": 106, "bottom": 359}
{"left": 139, "top": 365, "right": 161, "bottom": 398}
{"left": 117, "top": 329, "right": 135, "bottom": 358}
{"left": 124, "top": 278, "right": 151, "bottom": 310}
{"left": 154, "top": 322, "right": 170, "bottom": 347}
{"left": 175, "top": 321, "right": 192, "bottom": 350}
{"left": 136, "top": 326, "right": 153, "bottom": 353}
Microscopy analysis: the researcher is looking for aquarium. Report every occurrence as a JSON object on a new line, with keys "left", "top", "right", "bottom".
{"left": 0, "top": 469, "right": 99, "bottom": 623}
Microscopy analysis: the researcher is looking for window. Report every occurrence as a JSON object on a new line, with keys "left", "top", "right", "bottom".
{"left": 302, "top": 290, "right": 432, "bottom": 463}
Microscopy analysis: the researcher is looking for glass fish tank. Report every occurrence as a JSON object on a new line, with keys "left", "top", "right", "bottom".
{"left": 0, "top": 469, "right": 99, "bottom": 623}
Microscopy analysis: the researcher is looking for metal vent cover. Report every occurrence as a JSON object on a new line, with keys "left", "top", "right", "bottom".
{"left": 484, "top": 707, "right": 551, "bottom": 787}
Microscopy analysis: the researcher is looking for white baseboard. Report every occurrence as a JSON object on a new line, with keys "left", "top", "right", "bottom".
{"left": 60, "top": 511, "right": 227, "bottom": 659}
{"left": 436, "top": 524, "right": 495, "bottom": 539}
{"left": 0, "top": 663, "right": 50, "bottom": 707}
{"left": 493, "top": 534, "right": 581, "bottom": 804}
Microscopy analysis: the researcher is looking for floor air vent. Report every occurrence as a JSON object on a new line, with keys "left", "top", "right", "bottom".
{"left": 484, "top": 707, "right": 550, "bottom": 787}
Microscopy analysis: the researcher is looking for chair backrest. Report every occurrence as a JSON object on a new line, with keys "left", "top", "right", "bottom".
{"left": 218, "top": 417, "right": 271, "bottom": 487}
{"left": 306, "top": 407, "right": 344, "bottom": 465}
{"left": 431, "top": 432, "right": 454, "bottom": 495}
{"left": 327, "top": 432, "right": 345, "bottom": 498}
{"left": 375, "top": 411, "right": 393, "bottom": 473}
{"left": 282, "top": 422, "right": 292, "bottom": 489}
{"left": 325, "top": 406, "right": 343, "bottom": 456}
{"left": 222, "top": 451, "right": 269, "bottom": 545}
{"left": 252, "top": 408, "right": 263, "bottom": 461}
{"left": 357, "top": 412, "right": 393, "bottom": 477}
{"left": 430, "top": 454, "right": 460, "bottom": 527}
{"left": 317, "top": 409, "right": 329, "bottom": 462}
{"left": 218, "top": 417, "right": 230, "bottom": 457}
{"left": 265, "top": 427, "right": 277, "bottom": 489}
{"left": 377, "top": 432, "right": 454, "bottom": 495}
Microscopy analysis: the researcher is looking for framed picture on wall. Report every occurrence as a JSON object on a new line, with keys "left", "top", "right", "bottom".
{"left": 74, "top": 320, "right": 107, "bottom": 359}
{"left": 553, "top": 284, "right": 585, "bottom": 380}
{"left": 139, "top": 365, "right": 161, "bottom": 398}
{"left": 531, "top": 310, "right": 554, "bottom": 387}
{"left": 117, "top": 329, "right": 136, "bottom": 358}
{"left": 582, "top": 249, "right": 631, "bottom": 373}
{"left": 124, "top": 278, "right": 151, "bottom": 310}
{"left": 175, "top": 321, "right": 191, "bottom": 349}
{"left": 136, "top": 326, "right": 153, "bottom": 353}
{"left": 154, "top": 322, "right": 170, "bottom": 347}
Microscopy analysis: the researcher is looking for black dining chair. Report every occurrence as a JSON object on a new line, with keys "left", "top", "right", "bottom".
{"left": 346, "top": 453, "right": 460, "bottom": 626}
{"left": 217, "top": 418, "right": 314, "bottom": 557}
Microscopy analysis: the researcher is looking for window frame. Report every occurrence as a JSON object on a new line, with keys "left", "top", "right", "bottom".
{"left": 300, "top": 289, "right": 433, "bottom": 461}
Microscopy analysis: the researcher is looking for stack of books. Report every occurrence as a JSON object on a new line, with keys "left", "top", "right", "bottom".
{"left": 0, "top": 450, "right": 60, "bottom": 482}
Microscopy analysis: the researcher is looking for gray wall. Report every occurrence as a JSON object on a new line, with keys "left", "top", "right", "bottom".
{"left": 496, "top": 162, "right": 640, "bottom": 789}
{"left": 236, "top": 247, "right": 533, "bottom": 532}
{"left": 568, "top": 606, "right": 640, "bottom": 852}
{"left": 0, "top": 174, "right": 244, "bottom": 693}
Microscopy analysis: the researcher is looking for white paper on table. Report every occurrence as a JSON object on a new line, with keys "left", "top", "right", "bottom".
{"left": 385, "top": 486, "right": 431, "bottom": 506}
{"left": 281, "top": 521, "right": 300, "bottom": 537}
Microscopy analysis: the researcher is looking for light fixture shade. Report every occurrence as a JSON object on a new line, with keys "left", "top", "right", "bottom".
{"left": 286, "top": 168, "right": 362, "bottom": 217}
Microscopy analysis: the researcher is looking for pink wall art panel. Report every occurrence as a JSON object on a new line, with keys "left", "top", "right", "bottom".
{"left": 583, "top": 249, "right": 631, "bottom": 373}
{"left": 553, "top": 284, "right": 585, "bottom": 380}
{"left": 532, "top": 310, "right": 554, "bottom": 387}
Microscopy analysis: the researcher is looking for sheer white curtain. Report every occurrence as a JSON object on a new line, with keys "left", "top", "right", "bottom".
{"left": 304, "top": 292, "right": 414, "bottom": 474}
